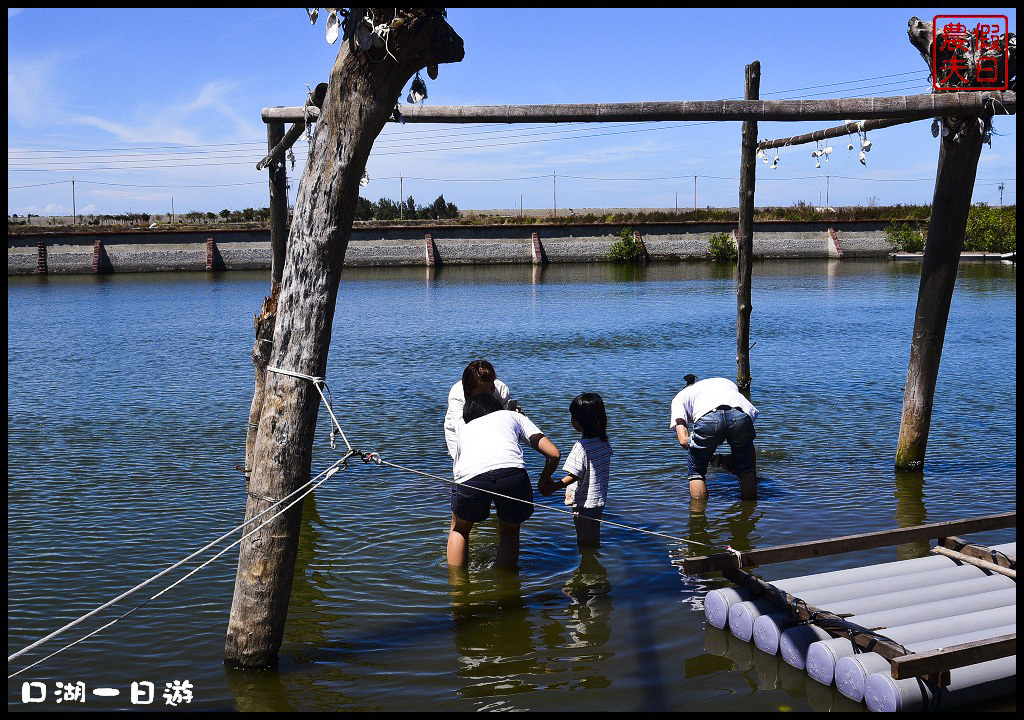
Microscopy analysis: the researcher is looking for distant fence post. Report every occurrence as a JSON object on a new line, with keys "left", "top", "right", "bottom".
{"left": 36, "top": 239, "right": 48, "bottom": 275}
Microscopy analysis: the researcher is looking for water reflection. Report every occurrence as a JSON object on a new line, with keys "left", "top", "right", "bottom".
{"left": 560, "top": 550, "right": 613, "bottom": 662}
{"left": 448, "top": 568, "right": 539, "bottom": 705}
{"left": 893, "top": 468, "right": 928, "bottom": 560}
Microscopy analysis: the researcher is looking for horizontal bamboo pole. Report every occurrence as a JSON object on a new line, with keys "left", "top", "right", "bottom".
{"left": 940, "top": 536, "right": 1016, "bottom": 569}
{"left": 930, "top": 546, "right": 1016, "bottom": 579}
{"left": 758, "top": 117, "right": 915, "bottom": 150}
{"left": 262, "top": 91, "right": 1015, "bottom": 124}
{"left": 890, "top": 634, "right": 1017, "bottom": 680}
{"left": 682, "top": 512, "right": 1015, "bottom": 574}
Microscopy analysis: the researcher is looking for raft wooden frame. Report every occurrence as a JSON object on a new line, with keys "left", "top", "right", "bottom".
{"left": 693, "top": 512, "right": 1016, "bottom": 685}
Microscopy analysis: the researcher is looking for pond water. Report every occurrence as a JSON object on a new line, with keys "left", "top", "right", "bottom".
{"left": 7, "top": 260, "right": 1016, "bottom": 711}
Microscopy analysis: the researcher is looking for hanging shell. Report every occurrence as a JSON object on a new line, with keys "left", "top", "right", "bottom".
{"left": 326, "top": 11, "right": 340, "bottom": 44}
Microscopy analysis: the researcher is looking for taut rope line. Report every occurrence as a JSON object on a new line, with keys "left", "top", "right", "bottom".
{"left": 7, "top": 453, "right": 353, "bottom": 675}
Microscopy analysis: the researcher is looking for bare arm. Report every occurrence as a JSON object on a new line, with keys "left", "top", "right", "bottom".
{"left": 539, "top": 472, "right": 577, "bottom": 496}
{"left": 675, "top": 420, "right": 690, "bottom": 449}
{"left": 529, "top": 434, "right": 561, "bottom": 484}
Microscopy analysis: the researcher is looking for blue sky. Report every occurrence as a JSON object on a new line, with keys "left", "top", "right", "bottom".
{"left": 7, "top": 7, "right": 1017, "bottom": 217}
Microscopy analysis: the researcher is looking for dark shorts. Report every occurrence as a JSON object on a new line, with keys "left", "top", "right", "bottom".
{"left": 451, "top": 467, "right": 534, "bottom": 525}
{"left": 573, "top": 505, "right": 604, "bottom": 520}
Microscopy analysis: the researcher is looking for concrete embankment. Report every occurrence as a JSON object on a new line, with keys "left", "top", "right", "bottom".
{"left": 8, "top": 220, "right": 893, "bottom": 275}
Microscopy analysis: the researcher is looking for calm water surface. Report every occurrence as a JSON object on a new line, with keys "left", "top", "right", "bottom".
{"left": 7, "top": 260, "right": 1016, "bottom": 711}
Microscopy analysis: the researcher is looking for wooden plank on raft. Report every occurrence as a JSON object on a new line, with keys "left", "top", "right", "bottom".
{"left": 940, "top": 535, "right": 1016, "bottom": 568}
{"left": 261, "top": 91, "right": 1016, "bottom": 124}
{"left": 890, "top": 634, "right": 1017, "bottom": 680}
{"left": 682, "top": 512, "right": 1015, "bottom": 574}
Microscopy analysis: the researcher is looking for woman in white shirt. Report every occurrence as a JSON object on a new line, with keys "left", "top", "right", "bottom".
{"left": 448, "top": 392, "right": 560, "bottom": 570}
{"left": 443, "top": 359, "right": 515, "bottom": 459}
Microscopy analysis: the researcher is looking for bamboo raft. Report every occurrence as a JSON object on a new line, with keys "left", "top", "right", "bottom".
{"left": 684, "top": 513, "right": 1016, "bottom": 712}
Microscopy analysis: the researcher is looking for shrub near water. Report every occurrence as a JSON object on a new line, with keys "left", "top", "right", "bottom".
{"left": 884, "top": 222, "right": 926, "bottom": 253}
{"left": 607, "top": 227, "right": 647, "bottom": 263}
{"left": 708, "top": 232, "right": 737, "bottom": 262}
{"left": 965, "top": 204, "right": 1016, "bottom": 253}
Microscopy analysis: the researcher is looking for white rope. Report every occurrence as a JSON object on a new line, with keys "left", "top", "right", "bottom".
{"left": 8, "top": 456, "right": 350, "bottom": 680}
{"left": 267, "top": 365, "right": 352, "bottom": 452}
{"left": 7, "top": 453, "right": 351, "bottom": 670}
{"left": 362, "top": 453, "right": 717, "bottom": 550}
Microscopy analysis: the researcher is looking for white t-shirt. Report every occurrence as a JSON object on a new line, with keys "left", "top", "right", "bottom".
{"left": 563, "top": 437, "right": 613, "bottom": 509}
{"left": 669, "top": 377, "right": 759, "bottom": 430}
{"left": 453, "top": 410, "right": 543, "bottom": 484}
{"left": 444, "top": 378, "right": 512, "bottom": 458}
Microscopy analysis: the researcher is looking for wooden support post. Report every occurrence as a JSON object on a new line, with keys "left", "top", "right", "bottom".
{"left": 225, "top": 9, "right": 464, "bottom": 670}
{"left": 36, "top": 239, "right": 48, "bottom": 275}
{"left": 894, "top": 120, "right": 984, "bottom": 470}
{"left": 267, "top": 121, "right": 288, "bottom": 286}
{"left": 896, "top": 16, "right": 991, "bottom": 470}
{"left": 736, "top": 60, "right": 759, "bottom": 396}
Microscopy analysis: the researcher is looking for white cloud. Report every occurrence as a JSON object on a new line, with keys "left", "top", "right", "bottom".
{"left": 70, "top": 80, "right": 261, "bottom": 145}
{"left": 7, "top": 55, "right": 61, "bottom": 127}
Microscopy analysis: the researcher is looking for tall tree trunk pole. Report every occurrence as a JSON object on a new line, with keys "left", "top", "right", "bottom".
{"left": 895, "top": 16, "right": 992, "bottom": 470}
{"left": 736, "top": 61, "right": 759, "bottom": 396}
{"left": 225, "top": 9, "right": 464, "bottom": 669}
{"left": 894, "top": 117, "right": 983, "bottom": 469}
{"left": 267, "top": 121, "right": 289, "bottom": 286}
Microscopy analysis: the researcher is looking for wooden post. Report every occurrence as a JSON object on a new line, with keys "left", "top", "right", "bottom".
{"left": 267, "top": 121, "right": 288, "bottom": 286}
{"left": 736, "top": 61, "right": 759, "bottom": 396}
{"left": 225, "top": 9, "right": 464, "bottom": 669}
{"left": 896, "top": 19, "right": 989, "bottom": 470}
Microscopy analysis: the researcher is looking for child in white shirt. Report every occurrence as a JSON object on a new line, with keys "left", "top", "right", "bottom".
{"left": 538, "top": 393, "right": 612, "bottom": 549}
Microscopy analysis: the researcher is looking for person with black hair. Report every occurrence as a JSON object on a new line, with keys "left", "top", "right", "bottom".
{"left": 538, "top": 393, "right": 613, "bottom": 549}
{"left": 447, "top": 392, "right": 560, "bottom": 570}
{"left": 670, "top": 375, "right": 760, "bottom": 500}
{"left": 443, "top": 359, "right": 518, "bottom": 459}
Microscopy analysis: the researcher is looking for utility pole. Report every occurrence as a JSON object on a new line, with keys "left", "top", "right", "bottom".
{"left": 997, "top": 181, "right": 1004, "bottom": 207}
{"left": 552, "top": 171, "right": 556, "bottom": 218}
{"left": 400, "top": 176, "right": 404, "bottom": 220}
{"left": 693, "top": 175, "right": 697, "bottom": 210}
{"left": 72, "top": 178, "right": 76, "bottom": 226}
{"left": 826, "top": 174, "right": 830, "bottom": 208}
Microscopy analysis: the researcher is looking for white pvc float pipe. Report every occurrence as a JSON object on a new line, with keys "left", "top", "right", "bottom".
{"left": 833, "top": 622, "right": 1015, "bottom": 702}
{"left": 727, "top": 563, "right": 985, "bottom": 641}
{"left": 807, "top": 604, "right": 1018, "bottom": 686}
{"left": 702, "top": 542, "right": 1014, "bottom": 631}
{"left": 864, "top": 655, "right": 1017, "bottom": 712}
{"left": 754, "top": 584, "right": 1015, "bottom": 657}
